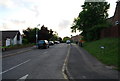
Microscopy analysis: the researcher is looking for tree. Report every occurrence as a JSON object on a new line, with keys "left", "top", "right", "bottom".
{"left": 23, "top": 27, "right": 39, "bottom": 43}
{"left": 38, "top": 25, "right": 50, "bottom": 40}
{"left": 63, "top": 37, "right": 70, "bottom": 43}
{"left": 23, "top": 25, "right": 57, "bottom": 43}
{"left": 71, "top": 1, "right": 110, "bottom": 41}
{"left": 49, "top": 33, "right": 59, "bottom": 41}
{"left": 58, "top": 37, "right": 62, "bottom": 43}
{"left": 49, "top": 29, "right": 54, "bottom": 40}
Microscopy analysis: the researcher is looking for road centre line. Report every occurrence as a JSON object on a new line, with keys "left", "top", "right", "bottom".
{"left": 0, "top": 59, "right": 31, "bottom": 74}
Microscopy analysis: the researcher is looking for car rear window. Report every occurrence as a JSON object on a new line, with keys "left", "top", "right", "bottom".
{"left": 39, "top": 40, "right": 45, "bottom": 44}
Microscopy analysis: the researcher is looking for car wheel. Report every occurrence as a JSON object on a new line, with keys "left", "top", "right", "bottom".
{"left": 45, "top": 46, "right": 47, "bottom": 49}
{"left": 2, "top": 48, "right": 6, "bottom": 51}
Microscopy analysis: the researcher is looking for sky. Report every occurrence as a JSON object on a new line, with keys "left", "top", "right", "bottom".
{"left": 0, "top": 0, "right": 118, "bottom": 38}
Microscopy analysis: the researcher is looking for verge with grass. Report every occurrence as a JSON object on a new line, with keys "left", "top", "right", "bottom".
{"left": 83, "top": 38, "right": 119, "bottom": 70}
{"left": 1, "top": 43, "right": 35, "bottom": 51}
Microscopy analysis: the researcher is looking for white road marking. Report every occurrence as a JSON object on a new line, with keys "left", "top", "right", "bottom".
{"left": 17, "top": 74, "right": 29, "bottom": 81}
{"left": 0, "top": 59, "right": 31, "bottom": 74}
{"left": 82, "top": 76, "right": 87, "bottom": 79}
{"left": 62, "top": 44, "right": 70, "bottom": 79}
{"left": 43, "top": 52, "right": 47, "bottom": 54}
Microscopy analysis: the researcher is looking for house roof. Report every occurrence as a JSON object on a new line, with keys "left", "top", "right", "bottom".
{"left": 112, "top": 0, "right": 120, "bottom": 25}
{"left": 1, "top": 30, "right": 20, "bottom": 40}
{"left": 117, "top": 0, "right": 120, "bottom": 3}
{"left": 107, "top": 1, "right": 120, "bottom": 26}
{"left": 71, "top": 35, "right": 83, "bottom": 41}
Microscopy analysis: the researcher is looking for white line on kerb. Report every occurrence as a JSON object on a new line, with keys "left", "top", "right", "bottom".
{"left": 62, "top": 44, "right": 70, "bottom": 79}
{"left": 0, "top": 59, "right": 31, "bottom": 74}
{"left": 17, "top": 74, "right": 29, "bottom": 81}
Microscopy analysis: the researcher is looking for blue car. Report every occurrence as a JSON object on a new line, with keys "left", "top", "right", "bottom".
{"left": 66, "top": 40, "right": 71, "bottom": 44}
{"left": 37, "top": 40, "right": 49, "bottom": 49}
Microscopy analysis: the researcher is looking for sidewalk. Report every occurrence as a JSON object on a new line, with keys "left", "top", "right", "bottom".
{"left": 67, "top": 44, "right": 119, "bottom": 80}
{"left": 2, "top": 46, "right": 36, "bottom": 58}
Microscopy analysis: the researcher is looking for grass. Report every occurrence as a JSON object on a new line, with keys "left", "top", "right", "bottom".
{"left": 83, "top": 38, "right": 119, "bottom": 70}
{"left": 1, "top": 43, "right": 35, "bottom": 51}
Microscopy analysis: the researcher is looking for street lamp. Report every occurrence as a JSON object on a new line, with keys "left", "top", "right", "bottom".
{"left": 36, "top": 24, "right": 40, "bottom": 45}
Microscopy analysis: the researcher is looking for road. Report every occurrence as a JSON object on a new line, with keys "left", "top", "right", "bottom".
{"left": 1, "top": 43, "right": 119, "bottom": 81}
{"left": 2, "top": 43, "right": 69, "bottom": 80}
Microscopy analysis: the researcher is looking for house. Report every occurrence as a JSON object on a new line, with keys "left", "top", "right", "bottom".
{"left": 101, "top": 0, "right": 120, "bottom": 38}
{"left": 107, "top": 0, "right": 120, "bottom": 26}
{"left": 1, "top": 30, "right": 22, "bottom": 46}
{"left": 71, "top": 35, "right": 83, "bottom": 43}
{"left": 112, "top": 0, "right": 120, "bottom": 26}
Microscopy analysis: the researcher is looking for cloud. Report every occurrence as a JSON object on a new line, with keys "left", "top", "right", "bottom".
{"left": 11, "top": 19, "right": 26, "bottom": 25}
{"left": 58, "top": 20, "right": 70, "bottom": 30}
{"left": 29, "top": 5, "right": 40, "bottom": 17}
{"left": 0, "top": 0, "right": 29, "bottom": 8}
{"left": 1, "top": 23, "right": 9, "bottom": 29}
{"left": 1, "top": 0, "right": 117, "bottom": 38}
{"left": 0, "top": 0, "right": 39, "bottom": 17}
{"left": 0, "top": 0, "right": 15, "bottom": 8}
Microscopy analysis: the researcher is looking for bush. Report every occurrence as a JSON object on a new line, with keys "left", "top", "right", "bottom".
{"left": 22, "top": 38, "right": 29, "bottom": 44}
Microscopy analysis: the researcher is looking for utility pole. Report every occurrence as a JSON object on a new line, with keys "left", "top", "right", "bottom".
{"left": 36, "top": 24, "right": 40, "bottom": 45}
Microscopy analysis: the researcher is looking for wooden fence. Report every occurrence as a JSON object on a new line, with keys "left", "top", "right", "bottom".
{"left": 100, "top": 25, "right": 120, "bottom": 38}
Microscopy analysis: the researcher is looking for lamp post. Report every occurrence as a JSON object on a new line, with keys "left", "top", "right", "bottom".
{"left": 36, "top": 24, "right": 40, "bottom": 45}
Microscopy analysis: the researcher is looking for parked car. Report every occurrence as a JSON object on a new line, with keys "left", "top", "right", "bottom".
{"left": 66, "top": 40, "right": 71, "bottom": 44}
{"left": 49, "top": 41, "right": 54, "bottom": 45}
{"left": 54, "top": 41, "right": 60, "bottom": 44}
{"left": 37, "top": 40, "right": 49, "bottom": 49}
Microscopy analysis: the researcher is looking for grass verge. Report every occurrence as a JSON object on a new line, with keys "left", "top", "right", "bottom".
{"left": 1, "top": 43, "right": 35, "bottom": 51}
{"left": 83, "top": 38, "right": 119, "bottom": 71}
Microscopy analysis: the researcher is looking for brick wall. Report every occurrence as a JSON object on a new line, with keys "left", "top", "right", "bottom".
{"left": 100, "top": 25, "right": 120, "bottom": 38}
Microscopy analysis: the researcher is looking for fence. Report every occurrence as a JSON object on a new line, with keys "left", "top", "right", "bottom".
{"left": 100, "top": 25, "right": 120, "bottom": 38}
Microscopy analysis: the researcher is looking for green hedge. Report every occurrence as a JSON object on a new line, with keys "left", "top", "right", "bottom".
{"left": 1, "top": 43, "right": 35, "bottom": 51}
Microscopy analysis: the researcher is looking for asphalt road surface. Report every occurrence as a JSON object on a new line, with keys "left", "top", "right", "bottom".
{"left": 1, "top": 43, "right": 119, "bottom": 81}
{"left": 2, "top": 43, "right": 69, "bottom": 80}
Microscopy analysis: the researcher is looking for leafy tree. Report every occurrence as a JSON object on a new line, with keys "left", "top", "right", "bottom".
{"left": 23, "top": 25, "right": 59, "bottom": 43}
{"left": 22, "top": 38, "right": 29, "bottom": 44}
{"left": 49, "top": 29, "right": 54, "bottom": 39}
{"left": 58, "top": 37, "right": 62, "bottom": 43}
{"left": 71, "top": 1, "right": 110, "bottom": 41}
{"left": 63, "top": 37, "right": 70, "bottom": 43}
{"left": 23, "top": 27, "right": 39, "bottom": 43}
{"left": 38, "top": 25, "right": 50, "bottom": 40}
{"left": 49, "top": 33, "right": 59, "bottom": 41}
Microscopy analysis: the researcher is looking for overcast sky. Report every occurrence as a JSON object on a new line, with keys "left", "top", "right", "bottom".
{"left": 0, "top": 0, "right": 118, "bottom": 38}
